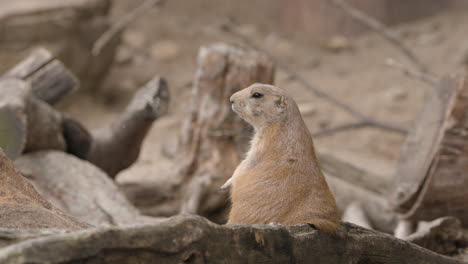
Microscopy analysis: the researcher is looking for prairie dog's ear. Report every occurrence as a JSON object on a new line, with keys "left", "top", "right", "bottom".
{"left": 275, "top": 96, "right": 287, "bottom": 109}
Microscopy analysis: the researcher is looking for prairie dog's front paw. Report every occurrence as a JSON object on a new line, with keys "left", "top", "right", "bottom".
{"left": 219, "top": 178, "right": 233, "bottom": 191}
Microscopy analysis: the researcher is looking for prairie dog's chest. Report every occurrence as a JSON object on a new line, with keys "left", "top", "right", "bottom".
{"left": 232, "top": 154, "right": 258, "bottom": 178}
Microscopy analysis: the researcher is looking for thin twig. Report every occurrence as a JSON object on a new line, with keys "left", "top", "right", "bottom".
{"left": 330, "top": 0, "right": 429, "bottom": 73}
{"left": 313, "top": 119, "right": 407, "bottom": 137}
{"left": 226, "top": 29, "right": 408, "bottom": 135}
{"left": 313, "top": 121, "right": 369, "bottom": 137}
{"left": 385, "top": 58, "right": 439, "bottom": 86}
{"left": 92, "top": 0, "right": 164, "bottom": 56}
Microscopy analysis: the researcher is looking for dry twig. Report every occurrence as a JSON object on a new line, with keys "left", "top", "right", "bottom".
{"left": 92, "top": 0, "right": 164, "bottom": 56}
{"left": 330, "top": 0, "right": 429, "bottom": 73}
{"left": 385, "top": 58, "right": 439, "bottom": 86}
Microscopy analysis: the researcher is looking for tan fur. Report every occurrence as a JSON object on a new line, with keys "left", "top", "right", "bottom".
{"left": 226, "top": 84, "right": 339, "bottom": 233}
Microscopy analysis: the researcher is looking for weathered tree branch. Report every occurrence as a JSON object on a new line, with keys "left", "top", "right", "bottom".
{"left": 385, "top": 58, "right": 439, "bottom": 86}
{"left": 407, "top": 217, "right": 468, "bottom": 256}
{"left": 87, "top": 76, "right": 170, "bottom": 178}
{"left": 390, "top": 73, "right": 468, "bottom": 225}
{"left": 0, "top": 215, "right": 462, "bottom": 263}
{"left": 15, "top": 151, "right": 164, "bottom": 227}
{"left": 0, "top": 78, "right": 66, "bottom": 158}
{"left": 1, "top": 53, "right": 170, "bottom": 177}
{"left": 0, "top": 228, "right": 65, "bottom": 249}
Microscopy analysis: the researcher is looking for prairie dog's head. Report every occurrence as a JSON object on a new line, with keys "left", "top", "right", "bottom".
{"left": 230, "top": 83, "right": 290, "bottom": 128}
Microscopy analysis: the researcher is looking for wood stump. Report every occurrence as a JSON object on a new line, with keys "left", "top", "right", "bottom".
{"left": 0, "top": 78, "right": 66, "bottom": 158}
{"left": 390, "top": 73, "right": 468, "bottom": 226}
{"left": 175, "top": 43, "right": 275, "bottom": 217}
{"left": 0, "top": 49, "right": 79, "bottom": 159}
{"left": 5, "top": 48, "right": 79, "bottom": 105}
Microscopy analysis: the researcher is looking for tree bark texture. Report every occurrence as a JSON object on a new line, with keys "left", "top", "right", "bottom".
{"left": 390, "top": 74, "right": 468, "bottom": 226}
{"left": 0, "top": 215, "right": 462, "bottom": 264}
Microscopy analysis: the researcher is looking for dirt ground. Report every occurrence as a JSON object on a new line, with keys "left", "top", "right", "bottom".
{"left": 63, "top": 1, "right": 468, "bottom": 193}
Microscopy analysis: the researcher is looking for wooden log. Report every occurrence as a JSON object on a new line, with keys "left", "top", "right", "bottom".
{"left": 0, "top": 73, "right": 168, "bottom": 176}
{"left": 174, "top": 43, "right": 275, "bottom": 216}
{"left": 5, "top": 48, "right": 79, "bottom": 105}
{"left": 406, "top": 217, "right": 468, "bottom": 256}
{"left": 389, "top": 73, "right": 468, "bottom": 225}
{"left": 0, "top": 228, "right": 64, "bottom": 249}
{"left": 0, "top": 106, "right": 26, "bottom": 159}
{"left": 15, "top": 151, "right": 164, "bottom": 226}
{"left": 0, "top": 215, "right": 463, "bottom": 264}
{"left": 0, "top": 78, "right": 66, "bottom": 158}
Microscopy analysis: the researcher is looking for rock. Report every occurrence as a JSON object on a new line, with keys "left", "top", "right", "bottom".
{"left": 0, "top": 0, "right": 119, "bottom": 92}
{"left": 15, "top": 151, "right": 163, "bottom": 227}
{"left": 0, "top": 148, "right": 88, "bottom": 230}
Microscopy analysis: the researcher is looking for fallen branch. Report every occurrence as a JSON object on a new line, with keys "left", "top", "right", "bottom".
{"left": 0, "top": 78, "right": 66, "bottom": 158}
{"left": 87, "top": 76, "right": 170, "bottom": 178}
{"left": 385, "top": 58, "right": 439, "bottom": 86}
{"left": 406, "top": 217, "right": 468, "bottom": 256}
{"left": 390, "top": 73, "right": 468, "bottom": 225}
{"left": 0, "top": 228, "right": 64, "bottom": 249}
{"left": 312, "top": 119, "right": 407, "bottom": 137}
{"left": 16, "top": 151, "right": 164, "bottom": 227}
{"left": 92, "top": 0, "right": 164, "bottom": 56}
{"left": 330, "top": 0, "right": 429, "bottom": 73}
{"left": 0, "top": 215, "right": 462, "bottom": 263}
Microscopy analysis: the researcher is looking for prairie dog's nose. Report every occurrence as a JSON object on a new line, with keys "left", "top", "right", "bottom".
{"left": 229, "top": 94, "right": 235, "bottom": 104}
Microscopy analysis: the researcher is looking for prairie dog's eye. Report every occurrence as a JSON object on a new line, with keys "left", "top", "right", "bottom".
{"left": 251, "top": 92, "right": 263, "bottom": 98}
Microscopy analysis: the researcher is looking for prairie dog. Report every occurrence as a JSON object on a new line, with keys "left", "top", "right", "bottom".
{"left": 225, "top": 83, "right": 339, "bottom": 233}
